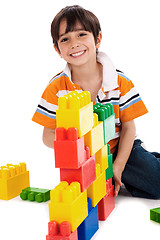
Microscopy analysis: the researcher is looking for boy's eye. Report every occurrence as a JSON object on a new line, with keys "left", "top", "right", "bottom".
{"left": 79, "top": 33, "right": 87, "bottom": 37}
{"left": 61, "top": 37, "right": 68, "bottom": 42}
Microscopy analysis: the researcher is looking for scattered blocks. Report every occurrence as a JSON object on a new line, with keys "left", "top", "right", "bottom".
{"left": 20, "top": 187, "right": 50, "bottom": 203}
{"left": 98, "top": 178, "right": 115, "bottom": 221}
{"left": 56, "top": 91, "right": 93, "bottom": 137}
{"left": 0, "top": 163, "right": 30, "bottom": 200}
{"left": 93, "top": 103, "right": 115, "bottom": 144}
{"left": 87, "top": 164, "right": 106, "bottom": 207}
{"left": 49, "top": 181, "right": 88, "bottom": 232}
{"left": 54, "top": 128, "right": 86, "bottom": 169}
{"left": 78, "top": 198, "right": 99, "bottom": 240}
{"left": 46, "top": 221, "right": 78, "bottom": 240}
{"left": 84, "top": 113, "right": 104, "bottom": 156}
{"left": 150, "top": 208, "right": 160, "bottom": 224}
{"left": 60, "top": 147, "right": 96, "bottom": 191}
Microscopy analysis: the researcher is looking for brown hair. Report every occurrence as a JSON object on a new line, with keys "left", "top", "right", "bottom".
{"left": 51, "top": 5, "right": 101, "bottom": 52}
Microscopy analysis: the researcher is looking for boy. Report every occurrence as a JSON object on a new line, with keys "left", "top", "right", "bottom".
{"left": 32, "top": 5, "right": 160, "bottom": 198}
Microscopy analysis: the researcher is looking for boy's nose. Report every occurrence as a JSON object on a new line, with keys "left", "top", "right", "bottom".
{"left": 70, "top": 39, "right": 80, "bottom": 49}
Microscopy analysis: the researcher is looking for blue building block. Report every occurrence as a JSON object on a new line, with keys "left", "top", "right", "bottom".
{"left": 78, "top": 198, "right": 99, "bottom": 240}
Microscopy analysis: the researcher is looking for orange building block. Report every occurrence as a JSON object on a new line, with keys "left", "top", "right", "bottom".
{"left": 0, "top": 163, "right": 30, "bottom": 200}
{"left": 46, "top": 221, "right": 78, "bottom": 240}
{"left": 60, "top": 146, "right": 96, "bottom": 192}
{"left": 87, "top": 164, "right": 106, "bottom": 207}
{"left": 54, "top": 128, "right": 86, "bottom": 169}
{"left": 84, "top": 113, "right": 104, "bottom": 156}
{"left": 49, "top": 182, "right": 88, "bottom": 232}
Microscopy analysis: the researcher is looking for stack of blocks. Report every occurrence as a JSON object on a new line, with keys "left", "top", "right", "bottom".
{"left": 46, "top": 91, "right": 115, "bottom": 240}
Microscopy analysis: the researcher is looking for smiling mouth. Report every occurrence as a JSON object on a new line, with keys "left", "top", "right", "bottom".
{"left": 70, "top": 50, "right": 86, "bottom": 57}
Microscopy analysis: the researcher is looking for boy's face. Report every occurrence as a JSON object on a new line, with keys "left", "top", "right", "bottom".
{"left": 55, "top": 19, "right": 102, "bottom": 67}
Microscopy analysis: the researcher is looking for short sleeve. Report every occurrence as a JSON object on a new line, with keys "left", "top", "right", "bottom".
{"left": 118, "top": 74, "right": 148, "bottom": 122}
{"left": 32, "top": 82, "right": 58, "bottom": 129}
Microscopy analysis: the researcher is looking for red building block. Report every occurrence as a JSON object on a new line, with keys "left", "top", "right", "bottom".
{"left": 60, "top": 147, "right": 96, "bottom": 192}
{"left": 54, "top": 128, "right": 86, "bottom": 169}
{"left": 46, "top": 221, "right": 78, "bottom": 240}
{"left": 98, "top": 179, "right": 115, "bottom": 221}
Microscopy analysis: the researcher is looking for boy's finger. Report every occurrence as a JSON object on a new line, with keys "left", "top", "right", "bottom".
{"left": 114, "top": 183, "right": 121, "bottom": 197}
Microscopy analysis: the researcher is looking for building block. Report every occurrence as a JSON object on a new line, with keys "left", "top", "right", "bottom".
{"left": 87, "top": 164, "right": 106, "bottom": 207}
{"left": 60, "top": 147, "right": 96, "bottom": 192}
{"left": 46, "top": 221, "right": 78, "bottom": 240}
{"left": 98, "top": 179, "right": 115, "bottom": 221}
{"left": 105, "top": 145, "right": 113, "bottom": 180}
{"left": 95, "top": 144, "right": 108, "bottom": 173}
{"left": 93, "top": 103, "right": 115, "bottom": 144}
{"left": 20, "top": 187, "right": 50, "bottom": 202}
{"left": 78, "top": 198, "right": 99, "bottom": 240}
{"left": 0, "top": 163, "right": 30, "bottom": 200}
{"left": 49, "top": 181, "right": 88, "bottom": 232}
{"left": 84, "top": 113, "right": 104, "bottom": 156}
{"left": 150, "top": 208, "right": 160, "bottom": 224}
{"left": 56, "top": 91, "right": 93, "bottom": 137}
{"left": 54, "top": 128, "right": 86, "bottom": 169}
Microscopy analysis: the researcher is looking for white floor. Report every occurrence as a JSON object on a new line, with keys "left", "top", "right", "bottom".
{"left": 0, "top": 185, "right": 160, "bottom": 240}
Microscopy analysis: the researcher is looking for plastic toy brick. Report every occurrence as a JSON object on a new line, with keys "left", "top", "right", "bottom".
{"left": 0, "top": 163, "right": 30, "bottom": 200}
{"left": 46, "top": 221, "right": 78, "bottom": 240}
{"left": 105, "top": 144, "right": 113, "bottom": 180}
{"left": 106, "top": 178, "right": 113, "bottom": 193}
{"left": 95, "top": 144, "right": 108, "bottom": 173}
{"left": 150, "top": 208, "right": 160, "bottom": 224}
{"left": 93, "top": 103, "right": 115, "bottom": 144}
{"left": 87, "top": 164, "right": 106, "bottom": 207}
{"left": 54, "top": 128, "right": 86, "bottom": 169}
{"left": 84, "top": 113, "right": 104, "bottom": 156}
{"left": 98, "top": 180, "right": 115, "bottom": 221}
{"left": 78, "top": 198, "right": 99, "bottom": 240}
{"left": 56, "top": 91, "right": 93, "bottom": 137}
{"left": 20, "top": 187, "right": 50, "bottom": 203}
{"left": 60, "top": 146, "right": 96, "bottom": 192}
{"left": 49, "top": 181, "right": 88, "bottom": 232}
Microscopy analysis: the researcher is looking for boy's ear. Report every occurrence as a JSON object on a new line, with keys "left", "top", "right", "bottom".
{"left": 96, "top": 32, "right": 102, "bottom": 49}
{"left": 54, "top": 45, "right": 62, "bottom": 57}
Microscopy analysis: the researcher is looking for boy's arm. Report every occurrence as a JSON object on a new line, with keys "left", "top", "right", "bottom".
{"left": 113, "top": 120, "right": 136, "bottom": 196}
{"left": 43, "top": 127, "right": 56, "bottom": 148}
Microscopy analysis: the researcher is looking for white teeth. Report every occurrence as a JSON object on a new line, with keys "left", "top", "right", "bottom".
{"left": 71, "top": 51, "right": 85, "bottom": 57}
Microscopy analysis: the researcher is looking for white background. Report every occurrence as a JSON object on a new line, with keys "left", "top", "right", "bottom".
{"left": 0, "top": 0, "right": 160, "bottom": 239}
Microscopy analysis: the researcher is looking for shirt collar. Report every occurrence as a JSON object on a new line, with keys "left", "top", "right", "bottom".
{"left": 63, "top": 51, "right": 118, "bottom": 92}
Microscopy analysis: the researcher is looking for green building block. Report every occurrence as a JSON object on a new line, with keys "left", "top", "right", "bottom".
{"left": 150, "top": 208, "right": 160, "bottom": 224}
{"left": 105, "top": 144, "right": 113, "bottom": 180}
{"left": 20, "top": 187, "right": 50, "bottom": 203}
{"left": 93, "top": 103, "right": 115, "bottom": 144}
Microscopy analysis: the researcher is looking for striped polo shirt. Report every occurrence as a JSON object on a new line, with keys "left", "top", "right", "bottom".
{"left": 32, "top": 52, "right": 148, "bottom": 152}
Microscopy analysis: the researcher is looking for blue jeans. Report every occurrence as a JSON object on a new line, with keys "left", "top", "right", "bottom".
{"left": 113, "top": 139, "right": 160, "bottom": 199}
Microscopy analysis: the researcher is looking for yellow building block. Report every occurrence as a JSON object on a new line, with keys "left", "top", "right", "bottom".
{"left": 95, "top": 144, "right": 108, "bottom": 172}
{"left": 0, "top": 163, "right": 30, "bottom": 200}
{"left": 56, "top": 91, "right": 93, "bottom": 137}
{"left": 87, "top": 164, "right": 106, "bottom": 207}
{"left": 49, "top": 181, "right": 88, "bottom": 232}
{"left": 84, "top": 113, "right": 104, "bottom": 156}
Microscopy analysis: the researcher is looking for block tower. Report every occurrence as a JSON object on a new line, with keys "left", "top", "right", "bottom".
{"left": 46, "top": 91, "right": 115, "bottom": 240}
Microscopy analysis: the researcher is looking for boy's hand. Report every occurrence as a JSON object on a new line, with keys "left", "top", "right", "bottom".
{"left": 113, "top": 162, "right": 123, "bottom": 196}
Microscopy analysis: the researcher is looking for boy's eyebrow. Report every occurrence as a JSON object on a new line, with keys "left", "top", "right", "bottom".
{"left": 59, "top": 28, "right": 86, "bottom": 38}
